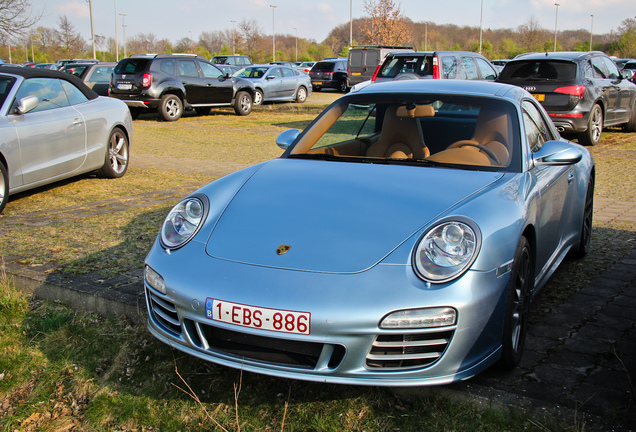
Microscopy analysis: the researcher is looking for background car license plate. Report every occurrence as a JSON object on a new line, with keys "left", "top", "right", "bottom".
{"left": 314, "top": 81, "right": 323, "bottom": 85}
{"left": 533, "top": 94, "right": 545, "bottom": 101}
{"left": 206, "top": 298, "right": 311, "bottom": 335}
{"left": 117, "top": 83, "right": 132, "bottom": 90}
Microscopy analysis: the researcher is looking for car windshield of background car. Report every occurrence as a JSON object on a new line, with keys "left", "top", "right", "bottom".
{"left": 289, "top": 95, "right": 519, "bottom": 171}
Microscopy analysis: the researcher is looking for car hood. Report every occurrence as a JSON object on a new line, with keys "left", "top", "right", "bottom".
{"left": 205, "top": 158, "right": 502, "bottom": 273}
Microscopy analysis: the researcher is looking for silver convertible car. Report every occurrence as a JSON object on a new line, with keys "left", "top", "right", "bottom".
{"left": 144, "top": 80, "right": 594, "bottom": 386}
{"left": 0, "top": 67, "right": 132, "bottom": 213}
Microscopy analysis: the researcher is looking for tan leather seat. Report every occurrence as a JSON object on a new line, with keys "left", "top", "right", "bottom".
{"left": 366, "top": 105, "right": 432, "bottom": 159}
{"left": 446, "top": 106, "right": 511, "bottom": 166}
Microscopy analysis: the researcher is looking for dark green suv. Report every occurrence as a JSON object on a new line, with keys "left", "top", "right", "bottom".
{"left": 110, "top": 53, "right": 255, "bottom": 121}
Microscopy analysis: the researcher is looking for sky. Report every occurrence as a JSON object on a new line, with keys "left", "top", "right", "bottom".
{"left": 34, "top": 0, "right": 633, "bottom": 46}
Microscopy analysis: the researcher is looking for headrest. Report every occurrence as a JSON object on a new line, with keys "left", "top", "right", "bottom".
{"left": 396, "top": 105, "right": 435, "bottom": 118}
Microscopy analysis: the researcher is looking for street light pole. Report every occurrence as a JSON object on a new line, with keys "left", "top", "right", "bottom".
{"left": 269, "top": 5, "right": 276, "bottom": 62}
{"left": 87, "top": 0, "right": 96, "bottom": 59}
{"left": 589, "top": 15, "right": 594, "bottom": 50}
{"left": 231, "top": 20, "right": 236, "bottom": 55}
{"left": 349, "top": 0, "right": 352, "bottom": 48}
{"left": 294, "top": 27, "right": 297, "bottom": 62}
{"left": 114, "top": 0, "right": 119, "bottom": 61}
{"left": 479, "top": 0, "right": 483, "bottom": 54}
{"left": 425, "top": 22, "right": 427, "bottom": 51}
{"left": 120, "top": 13, "right": 127, "bottom": 58}
{"left": 553, "top": 3, "right": 559, "bottom": 52}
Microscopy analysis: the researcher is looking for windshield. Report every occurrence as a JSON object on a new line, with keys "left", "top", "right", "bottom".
{"left": 236, "top": 67, "right": 270, "bottom": 79}
{"left": 378, "top": 56, "right": 432, "bottom": 78}
{"left": 287, "top": 94, "right": 521, "bottom": 172}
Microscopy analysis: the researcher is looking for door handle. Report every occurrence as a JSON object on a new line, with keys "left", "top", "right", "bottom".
{"left": 73, "top": 118, "right": 83, "bottom": 126}
{"left": 568, "top": 170, "right": 574, "bottom": 184}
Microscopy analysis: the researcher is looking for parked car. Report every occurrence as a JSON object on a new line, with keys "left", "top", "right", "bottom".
{"left": 621, "top": 60, "right": 636, "bottom": 72}
{"left": 143, "top": 79, "right": 594, "bottom": 386}
{"left": 210, "top": 55, "right": 253, "bottom": 67}
{"left": 55, "top": 58, "right": 99, "bottom": 70}
{"left": 0, "top": 67, "right": 132, "bottom": 213}
{"left": 234, "top": 65, "right": 311, "bottom": 105}
{"left": 309, "top": 58, "right": 349, "bottom": 92}
{"left": 295, "top": 61, "right": 316, "bottom": 74}
{"left": 347, "top": 45, "right": 414, "bottom": 88}
{"left": 109, "top": 53, "right": 255, "bottom": 121}
{"left": 497, "top": 51, "right": 636, "bottom": 145}
{"left": 216, "top": 64, "right": 241, "bottom": 76}
{"left": 60, "top": 62, "right": 116, "bottom": 96}
{"left": 34, "top": 63, "right": 58, "bottom": 70}
{"left": 269, "top": 61, "right": 297, "bottom": 68}
{"left": 372, "top": 51, "right": 498, "bottom": 83}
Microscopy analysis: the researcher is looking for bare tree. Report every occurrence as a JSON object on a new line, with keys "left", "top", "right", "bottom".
{"left": 199, "top": 30, "right": 225, "bottom": 55}
{"left": 517, "top": 16, "right": 549, "bottom": 52}
{"left": 238, "top": 18, "right": 262, "bottom": 57}
{"left": 0, "top": 0, "right": 41, "bottom": 40}
{"left": 362, "top": 0, "right": 411, "bottom": 45}
{"left": 56, "top": 15, "right": 85, "bottom": 57}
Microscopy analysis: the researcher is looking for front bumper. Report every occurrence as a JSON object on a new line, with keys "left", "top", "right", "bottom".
{"left": 144, "top": 240, "right": 510, "bottom": 386}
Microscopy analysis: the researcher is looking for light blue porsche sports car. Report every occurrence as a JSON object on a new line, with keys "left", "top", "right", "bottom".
{"left": 144, "top": 79, "right": 594, "bottom": 386}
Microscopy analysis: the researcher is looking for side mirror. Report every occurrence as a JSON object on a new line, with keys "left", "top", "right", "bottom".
{"left": 16, "top": 95, "right": 38, "bottom": 114}
{"left": 276, "top": 128, "right": 301, "bottom": 150}
{"left": 533, "top": 140, "right": 582, "bottom": 166}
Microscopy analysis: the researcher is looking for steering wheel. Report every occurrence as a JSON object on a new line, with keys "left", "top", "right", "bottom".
{"left": 448, "top": 140, "right": 500, "bottom": 165}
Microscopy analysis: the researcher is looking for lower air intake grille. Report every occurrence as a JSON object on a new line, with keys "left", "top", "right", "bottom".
{"left": 366, "top": 330, "right": 454, "bottom": 369}
{"left": 185, "top": 319, "right": 345, "bottom": 370}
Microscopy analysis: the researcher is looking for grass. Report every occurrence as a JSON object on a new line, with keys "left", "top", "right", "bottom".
{"left": 0, "top": 92, "right": 635, "bottom": 430}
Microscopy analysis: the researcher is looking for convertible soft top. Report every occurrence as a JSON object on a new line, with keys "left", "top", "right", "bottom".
{"left": 0, "top": 66, "right": 99, "bottom": 100}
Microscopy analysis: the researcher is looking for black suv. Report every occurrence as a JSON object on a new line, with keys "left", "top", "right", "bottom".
{"left": 309, "top": 59, "right": 348, "bottom": 92}
{"left": 372, "top": 51, "right": 498, "bottom": 83}
{"left": 497, "top": 51, "right": 636, "bottom": 145}
{"left": 110, "top": 53, "right": 255, "bottom": 121}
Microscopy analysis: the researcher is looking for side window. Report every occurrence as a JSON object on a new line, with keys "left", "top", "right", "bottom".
{"left": 160, "top": 60, "right": 175, "bottom": 75}
{"left": 268, "top": 68, "right": 282, "bottom": 78}
{"left": 281, "top": 67, "right": 295, "bottom": 78}
{"left": 590, "top": 57, "right": 607, "bottom": 78}
{"left": 601, "top": 57, "right": 620, "bottom": 79}
{"left": 87, "top": 66, "right": 114, "bottom": 83}
{"left": 475, "top": 57, "right": 497, "bottom": 80}
{"left": 61, "top": 80, "right": 89, "bottom": 105}
{"left": 200, "top": 61, "right": 223, "bottom": 79}
{"left": 441, "top": 56, "right": 458, "bottom": 79}
{"left": 14, "top": 78, "right": 70, "bottom": 113}
{"left": 178, "top": 60, "right": 200, "bottom": 77}
{"left": 461, "top": 57, "right": 479, "bottom": 80}
{"left": 522, "top": 100, "right": 551, "bottom": 152}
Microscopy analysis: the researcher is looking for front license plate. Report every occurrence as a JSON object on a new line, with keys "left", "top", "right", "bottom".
{"left": 533, "top": 93, "right": 545, "bottom": 101}
{"left": 206, "top": 298, "right": 311, "bottom": 335}
{"left": 314, "top": 81, "right": 323, "bottom": 85}
{"left": 117, "top": 83, "right": 133, "bottom": 90}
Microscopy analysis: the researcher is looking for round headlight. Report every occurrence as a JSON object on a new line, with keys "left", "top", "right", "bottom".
{"left": 413, "top": 219, "right": 480, "bottom": 283}
{"left": 161, "top": 197, "right": 206, "bottom": 249}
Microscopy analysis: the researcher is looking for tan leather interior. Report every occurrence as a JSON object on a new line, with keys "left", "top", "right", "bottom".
{"left": 432, "top": 106, "right": 511, "bottom": 167}
{"left": 366, "top": 105, "right": 431, "bottom": 159}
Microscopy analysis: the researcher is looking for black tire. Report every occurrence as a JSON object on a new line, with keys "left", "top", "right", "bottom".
{"left": 195, "top": 107, "right": 211, "bottom": 116}
{"left": 158, "top": 94, "right": 182, "bottom": 121}
{"left": 497, "top": 236, "right": 533, "bottom": 370}
{"left": 622, "top": 101, "right": 636, "bottom": 132}
{"left": 253, "top": 89, "right": 264, "bottom": 105}
{"left": 295, "top": 86, "right": 307, "bottom": 103}
{"left": 233, "top": 91, "right": 252, "bottom": 116}
{"left": 338, "top": 80, "right": 348, "bottom": 93}
{"left": 0, "top": 162, "right": 8, "bottom": 214}
{"left": 97, "top": 127, "right": 129, "bottom": 179}
{"left": 577, "top": 104, "right": 602, "bottom": 146}
{"left": 570, "top": 175, "right": 594, "bottom": 258}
